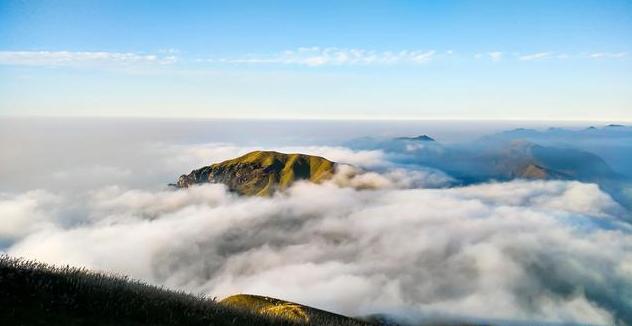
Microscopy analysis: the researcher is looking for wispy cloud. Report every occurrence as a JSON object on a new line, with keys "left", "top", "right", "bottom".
{"left": 488, "top": 51, "right": 503, "bottom": 61}
{"left": 0, "top": 51, "right": 177, "bottom": 67}
{"left": 588, "top": 52, "right": 627, "bottom": 59}
{"left": 1, "top": 49, "right": 627, "bottom": 69}
{"left": 477, "top": 50, "right": 629, "bottom": 63}
{"left": 518, "top": 52, "right": 554, "bottom": 61}
{"left": 207, "top": 47, "right": 436, "bottom": 66}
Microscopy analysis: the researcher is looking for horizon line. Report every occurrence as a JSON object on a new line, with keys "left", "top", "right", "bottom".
{"left": 0, "top": 114, "right": 631, "bottom": 124}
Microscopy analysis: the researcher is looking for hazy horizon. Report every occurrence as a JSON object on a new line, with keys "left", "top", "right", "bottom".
{"left": 3, "top": 116, "right": 628, "bottom": 193}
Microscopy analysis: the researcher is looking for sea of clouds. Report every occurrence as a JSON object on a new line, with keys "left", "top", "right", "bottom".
{"left": 1, "top": 120, "right": 631, "bottom": 325}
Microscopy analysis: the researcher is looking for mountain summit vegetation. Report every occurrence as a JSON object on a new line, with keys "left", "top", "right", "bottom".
{"left": 176, "top": 151, "right": 336, "bottom": 196}
{"left": 220, "top": 294, "right": 366, "bottom": 325}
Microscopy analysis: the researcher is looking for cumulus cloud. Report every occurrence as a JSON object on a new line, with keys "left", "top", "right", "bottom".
{"left": 446, "top": 180, "right": 625, "bottom": 217}
{"left": 0, "top": 51, "right": 177, "bottom": 67}
{"left": 209, "top": 47, "right": 436, "bottom": 66}
{"left": 332, "top": 164, "right": 453, "bottom": 190}
{"left": 0, "top": 190, "right": 61, "bottom": 242}
{"left": 4, "top": 177, "right": 631, "bottom": 325}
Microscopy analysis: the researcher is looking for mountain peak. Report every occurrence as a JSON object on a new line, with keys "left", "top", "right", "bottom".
{"left": 176, "top": 151, "right": 336, "bottom": 196}
{"left": 395, "top": 135, "right": 435, "bottom": 142}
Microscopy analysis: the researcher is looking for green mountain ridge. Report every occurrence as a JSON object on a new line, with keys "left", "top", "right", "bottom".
{"left": 176, "top": 151, "right": 337, "bottom": 196}
{"left": 220, "top": 294, "right": 364, "bottom": 324}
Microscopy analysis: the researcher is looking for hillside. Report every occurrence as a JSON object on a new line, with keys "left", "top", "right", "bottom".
{"left": 0, "top": 255, "right": 367, "bottom": 326}
{"left": 176, "top": 151, "right": 336, "bottom": 196}
{"left": 221, "top": 294, "right": 368, "bottom": 325}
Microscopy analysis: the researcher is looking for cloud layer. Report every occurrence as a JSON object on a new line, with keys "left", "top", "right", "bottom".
{"left": 0, "top": 51, "right": 177, "bottom": 67}
{"left": 3, "top": 176, "right": 631, "bottom": 325}
{"left": 1, "top": 132, "right": 631, "bottom": 325}
{"left": 204, "top": 48, "right": 628, "bottom": 66}
{"left": 1, "top": 49, "right": 627, "bottom": 69}
{"left": 208, "top": 47, "right": 437, "bottom": 66}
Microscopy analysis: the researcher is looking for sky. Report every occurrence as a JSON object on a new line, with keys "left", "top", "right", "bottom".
{"left": 0, "top": 0, "right": 631, "bottom": 120}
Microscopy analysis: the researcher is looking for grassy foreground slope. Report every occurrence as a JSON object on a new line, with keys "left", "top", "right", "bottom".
{"left": 176, "top": 151, "right": 336, "bottom": 196}
{"left": 221, "top": 294, "right": 366, "bottom": 325}
{"left": 0, "top": 256, "right": 367, "bottom": 326}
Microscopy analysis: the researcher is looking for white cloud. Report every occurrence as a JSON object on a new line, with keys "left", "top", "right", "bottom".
{"left": 3, "top": 131, "right": 632, "bottom": 325}
{"left": 281, "top": 146, "right": 386, "bottom": 168}
{"left": 518, "top": 52, "right": 554, "bottom": 61}
{"left": 588, "top": 52, "right": 628, "bottom": 59}
{"left": 4, "top": 178, "right": 631, "bottom": 325}
{"left": 157, "top": 143, "right": 389, "bottom": 172}
{"left": 211, "top": 47, "right": 436, "bottom": 66}
{"left": 2, "top": 49, "right": 626, "bottom": 69}
{"left": 332, "top": 164, "right": 453, "bottom": 190}
{"left": 488, "top": 51, "right": 503, "bottom": 62}
{"left": 0, "top": 51, "right": 177, "bottom": 67}
{"left": 0, "top": 190, "right": 61, "bottom": 241}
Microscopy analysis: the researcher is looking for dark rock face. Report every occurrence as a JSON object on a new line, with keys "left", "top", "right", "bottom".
{"left": 176, "top": 151, "right": 336, "bottom": 196}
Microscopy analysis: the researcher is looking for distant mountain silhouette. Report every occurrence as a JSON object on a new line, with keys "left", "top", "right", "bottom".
{"left": 481, "top": 125, "right": 632, "bottom": 178}
{"left": 480, "top": 140, "right": 616, "bottom": 181}
{"left": 394, "top": 135, "right": 435, "bottom": 142}
{"left": 348, "top": 133, "right": 618, "bottom": 182}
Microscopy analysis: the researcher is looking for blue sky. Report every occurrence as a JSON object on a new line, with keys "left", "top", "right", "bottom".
{"left": 1, "top": 0, "right": 631, "bottom": 120}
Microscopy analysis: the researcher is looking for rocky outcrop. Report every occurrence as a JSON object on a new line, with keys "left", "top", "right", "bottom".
{"left": 175, "top": 151, "right": 336, "bottom": 196}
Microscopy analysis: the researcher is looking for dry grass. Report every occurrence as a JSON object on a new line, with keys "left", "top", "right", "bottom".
{"left": 220, "top": 294, "right": 368, "bottom": 325}
{"left": 0, "top": 255, "right": 368, "bottom": 326}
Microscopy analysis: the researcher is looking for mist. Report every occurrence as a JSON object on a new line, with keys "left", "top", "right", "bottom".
{"left": 1, "top": 118, "right": 631, "bottom": 325}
